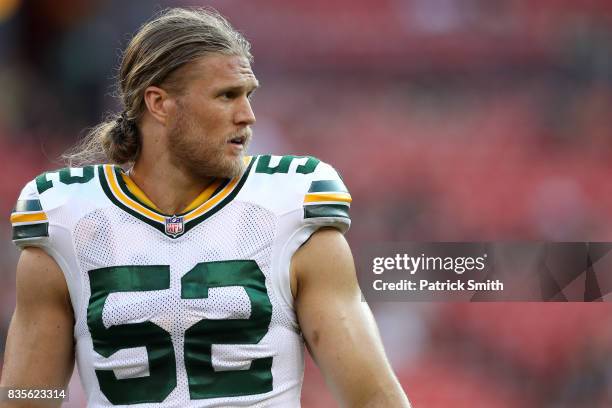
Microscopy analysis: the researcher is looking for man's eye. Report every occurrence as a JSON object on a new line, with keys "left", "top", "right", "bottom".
{"left": 222, "top": 91, "right": 237, "bottom": 99}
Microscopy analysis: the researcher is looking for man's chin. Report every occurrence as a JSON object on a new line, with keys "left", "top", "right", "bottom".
{"left": 223, "top": 149, "right": 248, "bottom": 177}
{"left": 176, "top": 149, "right": 247, "bottom": 180}
{"left": 224, "top": 161, "right": 245, "bottom": 179}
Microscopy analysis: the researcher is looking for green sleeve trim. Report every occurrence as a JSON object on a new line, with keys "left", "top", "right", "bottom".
{"left": 12, "top": 223, "right": 49, "bottom": 241}
{"left": 304, "top": 204, "right": 350, "bottom": 220}
{"left": 308, "top": 180, "right": 348, "bottom": 193}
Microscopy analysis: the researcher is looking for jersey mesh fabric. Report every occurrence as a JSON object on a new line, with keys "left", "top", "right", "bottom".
{"left": 72, "top": 201, "right": 304, "bottom": 407}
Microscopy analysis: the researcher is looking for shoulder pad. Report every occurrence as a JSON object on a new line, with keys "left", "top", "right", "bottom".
{"left": 302, "top": 160, "right": 351, "bottom": 233}
{"left": 10, "top": 166, "right": 98, "bottom": 246}
{"left": 11, "top": 179, "right": 49, "bottom": 244}
{"left": 244, "top": 155, "right": 351, "bottom": 233}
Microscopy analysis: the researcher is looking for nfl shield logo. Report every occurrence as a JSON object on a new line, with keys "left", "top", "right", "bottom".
{"left": 165, "top": 215, "right": 184, "bottom": 237}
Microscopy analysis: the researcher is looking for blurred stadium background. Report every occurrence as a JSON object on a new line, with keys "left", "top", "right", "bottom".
{"left": 1, "top": 0, "right": 612, "bottom": 406}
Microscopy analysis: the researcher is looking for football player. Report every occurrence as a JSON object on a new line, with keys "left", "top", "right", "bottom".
{"left": 1, "top": 8, "right": 410, "bottom": 407}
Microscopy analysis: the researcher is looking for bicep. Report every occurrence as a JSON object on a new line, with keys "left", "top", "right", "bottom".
{"left": 292, "top": 228, "right": 408, "bottom": 407}
{"left": 1, "top": 247, "right": 74, "bottom": 395}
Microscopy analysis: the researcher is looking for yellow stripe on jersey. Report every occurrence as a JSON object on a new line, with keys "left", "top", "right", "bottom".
{"left": 181, "top": 178, "right": 224, "bottom": 213}
{"left": 104, "top": 156, "right": 253, "bottom": 224}
{"left": 304, "top": 192, "right": 352, "bottom": 204}
{"left": 183, "top": 176, "right": 239, "bottom": 221}
{"left": 183, "top": 156, "right": 253, "bottom": 221}
{"left": 104, "top": 165, "right": 166, "bottom": 223}
{"left": 120, "top": 173, "right": 163, "bottom": 212}
{"left": 10, "top": 212, "right": 48, "bottom": 224}
{"left": 121, "top": 173, "right": 225, "bottom": 214}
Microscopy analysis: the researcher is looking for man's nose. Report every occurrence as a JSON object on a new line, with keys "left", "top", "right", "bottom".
{"left": 234, "top": 97, "right": 256, "bottom": 126}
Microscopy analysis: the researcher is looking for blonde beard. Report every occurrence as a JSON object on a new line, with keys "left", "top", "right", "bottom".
{"left": 166, "top": 112, "right": 247, "bottom": 180}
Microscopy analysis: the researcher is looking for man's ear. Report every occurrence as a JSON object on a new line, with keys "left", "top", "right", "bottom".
{"left": 143, "top": 86, "right": 174, "bottom": 126}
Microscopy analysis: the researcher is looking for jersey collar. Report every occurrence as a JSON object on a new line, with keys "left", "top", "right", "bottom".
{"left": 98, "top": 156, "right": 254, "bottom": 238}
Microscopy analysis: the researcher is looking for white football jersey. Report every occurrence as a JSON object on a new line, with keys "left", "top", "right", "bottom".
{"left": 10, "top": 155, "right": 351, "bottom": 408}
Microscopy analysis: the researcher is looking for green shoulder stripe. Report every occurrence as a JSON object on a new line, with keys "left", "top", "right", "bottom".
{"left": 308, "top": 180, "right": 348, "bottom": 193}
{"left": 14, "top": 199, "right": 43, "bottom": 212}
{"left": 304, "top": 204, "right": 350, "bottom": 219}
{"left": 12, "top": 223, "right": 49, "bottom": 241}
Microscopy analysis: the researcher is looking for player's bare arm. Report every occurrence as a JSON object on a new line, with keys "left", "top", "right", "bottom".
{"left": 292, "top": 228, "right": 411, "bottom": 407}
{"left": 0, "top": 248, "right": 74, "bottom": 408}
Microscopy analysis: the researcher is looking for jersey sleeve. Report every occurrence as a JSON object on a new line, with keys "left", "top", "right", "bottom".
{"left": 301, "top": 162, "right": 351, "bottom": 233}
{"left": 269, "top": 158, "right": 352, "bottom": 327}
{"left": 10, "top": 179, "right": 50, "bottom": 248}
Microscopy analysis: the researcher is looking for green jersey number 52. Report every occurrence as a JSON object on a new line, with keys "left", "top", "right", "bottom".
{"left": 87, "top": 260, "right": 272, "bottom": 405}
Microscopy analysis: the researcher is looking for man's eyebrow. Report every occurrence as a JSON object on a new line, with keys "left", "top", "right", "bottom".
{"left": 216, "top": 82, "right": 260, "bottom": 94}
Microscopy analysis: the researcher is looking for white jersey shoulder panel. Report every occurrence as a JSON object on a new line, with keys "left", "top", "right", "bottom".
{"left": 236, "top": 155, "right": 352, "bottom": 325}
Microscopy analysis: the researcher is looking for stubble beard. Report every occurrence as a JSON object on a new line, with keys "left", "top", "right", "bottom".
{"left": 167, "top": 110, "right": 247, "bottom": 181}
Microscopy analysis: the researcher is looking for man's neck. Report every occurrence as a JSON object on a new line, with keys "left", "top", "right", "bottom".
{"left": 129, "top": 154, "right": 214, "bottom": 215}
